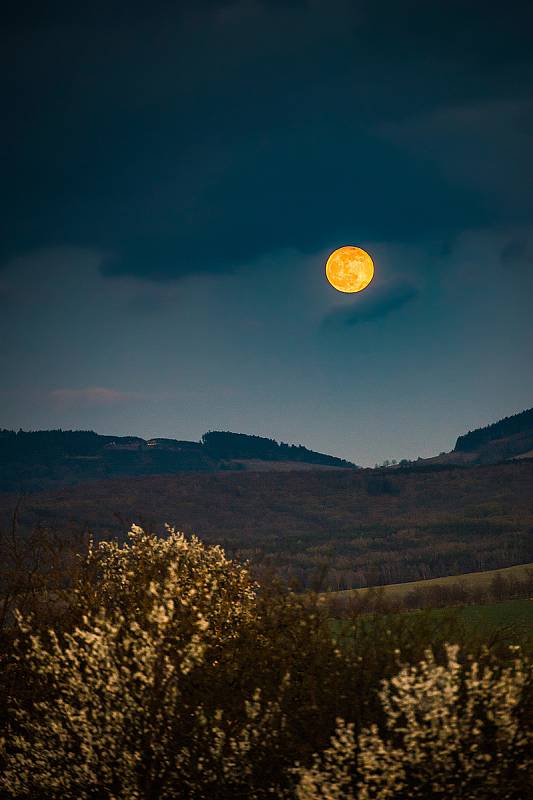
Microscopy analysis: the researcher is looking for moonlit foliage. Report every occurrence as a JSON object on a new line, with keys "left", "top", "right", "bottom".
{"left": 1, "top": 526, "right": 531, "bottom": 799}
{"left": 0, "top": 526, "right": 280, "bottom": 799}
{"left": 295, "top": 644, "right": 532, "bottom": 800}
{"left": 78, "top": 523, "right": 257, "bottom": 638}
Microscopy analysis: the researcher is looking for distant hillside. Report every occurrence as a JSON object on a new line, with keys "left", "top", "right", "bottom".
{"left": 455, "top": 408, "right": 533, "bottom": 452}
{"left": 0, "top": 428, "right": 355, "bottom": 491}
{"left": 1, "top": 460, "right": 531, "bottom": 590}
{"left": 201, "top": 430, "right": 352, "bottom": 467}
{"left": 454, "top": 407, "right": 533, "bottom": 459}
{"left": 406, "top": 407, "right": 533, "bottom": 469}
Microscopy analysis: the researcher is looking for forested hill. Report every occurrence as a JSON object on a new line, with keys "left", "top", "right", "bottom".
{"left": 201, "top": 431, "right": 352, "bottom": 466}
{"left": 454, "top": 408, "right": 533, "bottom": 453}
{"left": 0, "top": 428, "right": 355, "bottom": 490}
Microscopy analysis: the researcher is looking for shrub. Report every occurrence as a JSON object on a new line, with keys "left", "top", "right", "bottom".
{"left": 75, "top": 523, "right": 256, "bottom": 638}
{"left": 295, "top": 644, "right": 532, "bottom": 800}
{"left": 0, "top": 526, "right": 283, "bottom": 799}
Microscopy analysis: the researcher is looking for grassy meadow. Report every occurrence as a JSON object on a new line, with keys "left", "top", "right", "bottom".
{"left": 458, "top": 597, "right": 533, "bottom": 633}
{"left": 329, "top": 561, "right": 533, "bottom": 602}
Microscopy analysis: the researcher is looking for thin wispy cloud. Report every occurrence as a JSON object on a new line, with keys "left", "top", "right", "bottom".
{"left": 49, "top": 387, "right": 142, "bottom": 409}
{"left": 49, "top": 387, "right": 178, "bottom": 409}
{"left": 322, "top": 281, "right": 419, "bottom": 328}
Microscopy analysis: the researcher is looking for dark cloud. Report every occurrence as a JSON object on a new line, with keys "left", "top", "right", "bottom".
{"left": 378, "top": 99, "right": 533, "bottom": 225}
{"left": 322, "top": 282, "right": 419, "bottom": 328}
{"left": 98, "top": 128, "right": 484, "bottom": 280}
{"left": 500, "top": 239, "right": 533, "bottom": 270}
{"left": 1, "top": 1, "right": 533, "bottom": 280}
{"left": 0, "top": 283, "right": 11, "bottom": 307}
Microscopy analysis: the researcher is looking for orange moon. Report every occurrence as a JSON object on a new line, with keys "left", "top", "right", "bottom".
{"left": 325, "top": 246, "right": 374, "bottom": 293}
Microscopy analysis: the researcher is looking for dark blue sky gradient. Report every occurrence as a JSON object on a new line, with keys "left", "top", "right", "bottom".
{"left": 1, "top": 1, "right": 532, "bottom": 463}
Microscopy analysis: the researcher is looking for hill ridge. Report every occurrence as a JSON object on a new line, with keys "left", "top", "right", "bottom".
{"left": 454, "top": 407, "right": 533, "bottom": 453}
{"left": 0, "top": 427, "right": 355, "bottom": 491}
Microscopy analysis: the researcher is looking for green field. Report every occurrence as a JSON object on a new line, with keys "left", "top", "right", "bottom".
{"left": 455, "top": 598, "right": 533, "bottom": 634}
{"left": 329, "top": 561, "right": 533, "bottom": 603}
{"left": 410, "top": 599, "right": 533, "bottom": 650}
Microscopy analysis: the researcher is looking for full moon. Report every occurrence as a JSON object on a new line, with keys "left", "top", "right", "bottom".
{"left": 325, "top": 246, "right": 374, "bottom": 293}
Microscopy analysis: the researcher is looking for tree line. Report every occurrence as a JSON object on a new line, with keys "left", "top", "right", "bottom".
{"left": 454, "top": 406, "right": 533, "bottom": 452}
{"left": 202, "top": 430, "right": 355, "bottom": 467}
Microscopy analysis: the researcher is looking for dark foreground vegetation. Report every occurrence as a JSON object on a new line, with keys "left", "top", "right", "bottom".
{"left": 0, "top": 523, "right": 531, "bottom": 799}
{"left": 2, "top": 460, "right": 532, "bottom": 590}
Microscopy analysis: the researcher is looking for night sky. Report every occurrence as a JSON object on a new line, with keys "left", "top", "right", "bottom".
{"left": 2, "top": 1, "right": 532, "bottom": 465}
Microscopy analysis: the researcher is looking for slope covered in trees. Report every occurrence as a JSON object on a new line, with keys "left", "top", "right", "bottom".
{"left": 201, "top": 430, "right": 353, "bottom": 467}
{"left": 454, "top": 407, "right": 533, "bottom": 453}
{"left": 2, "top": 460, "right": 532, "bottom": 590}
{"left": 0, "top": 428, "right": 354, "bottom": 491}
